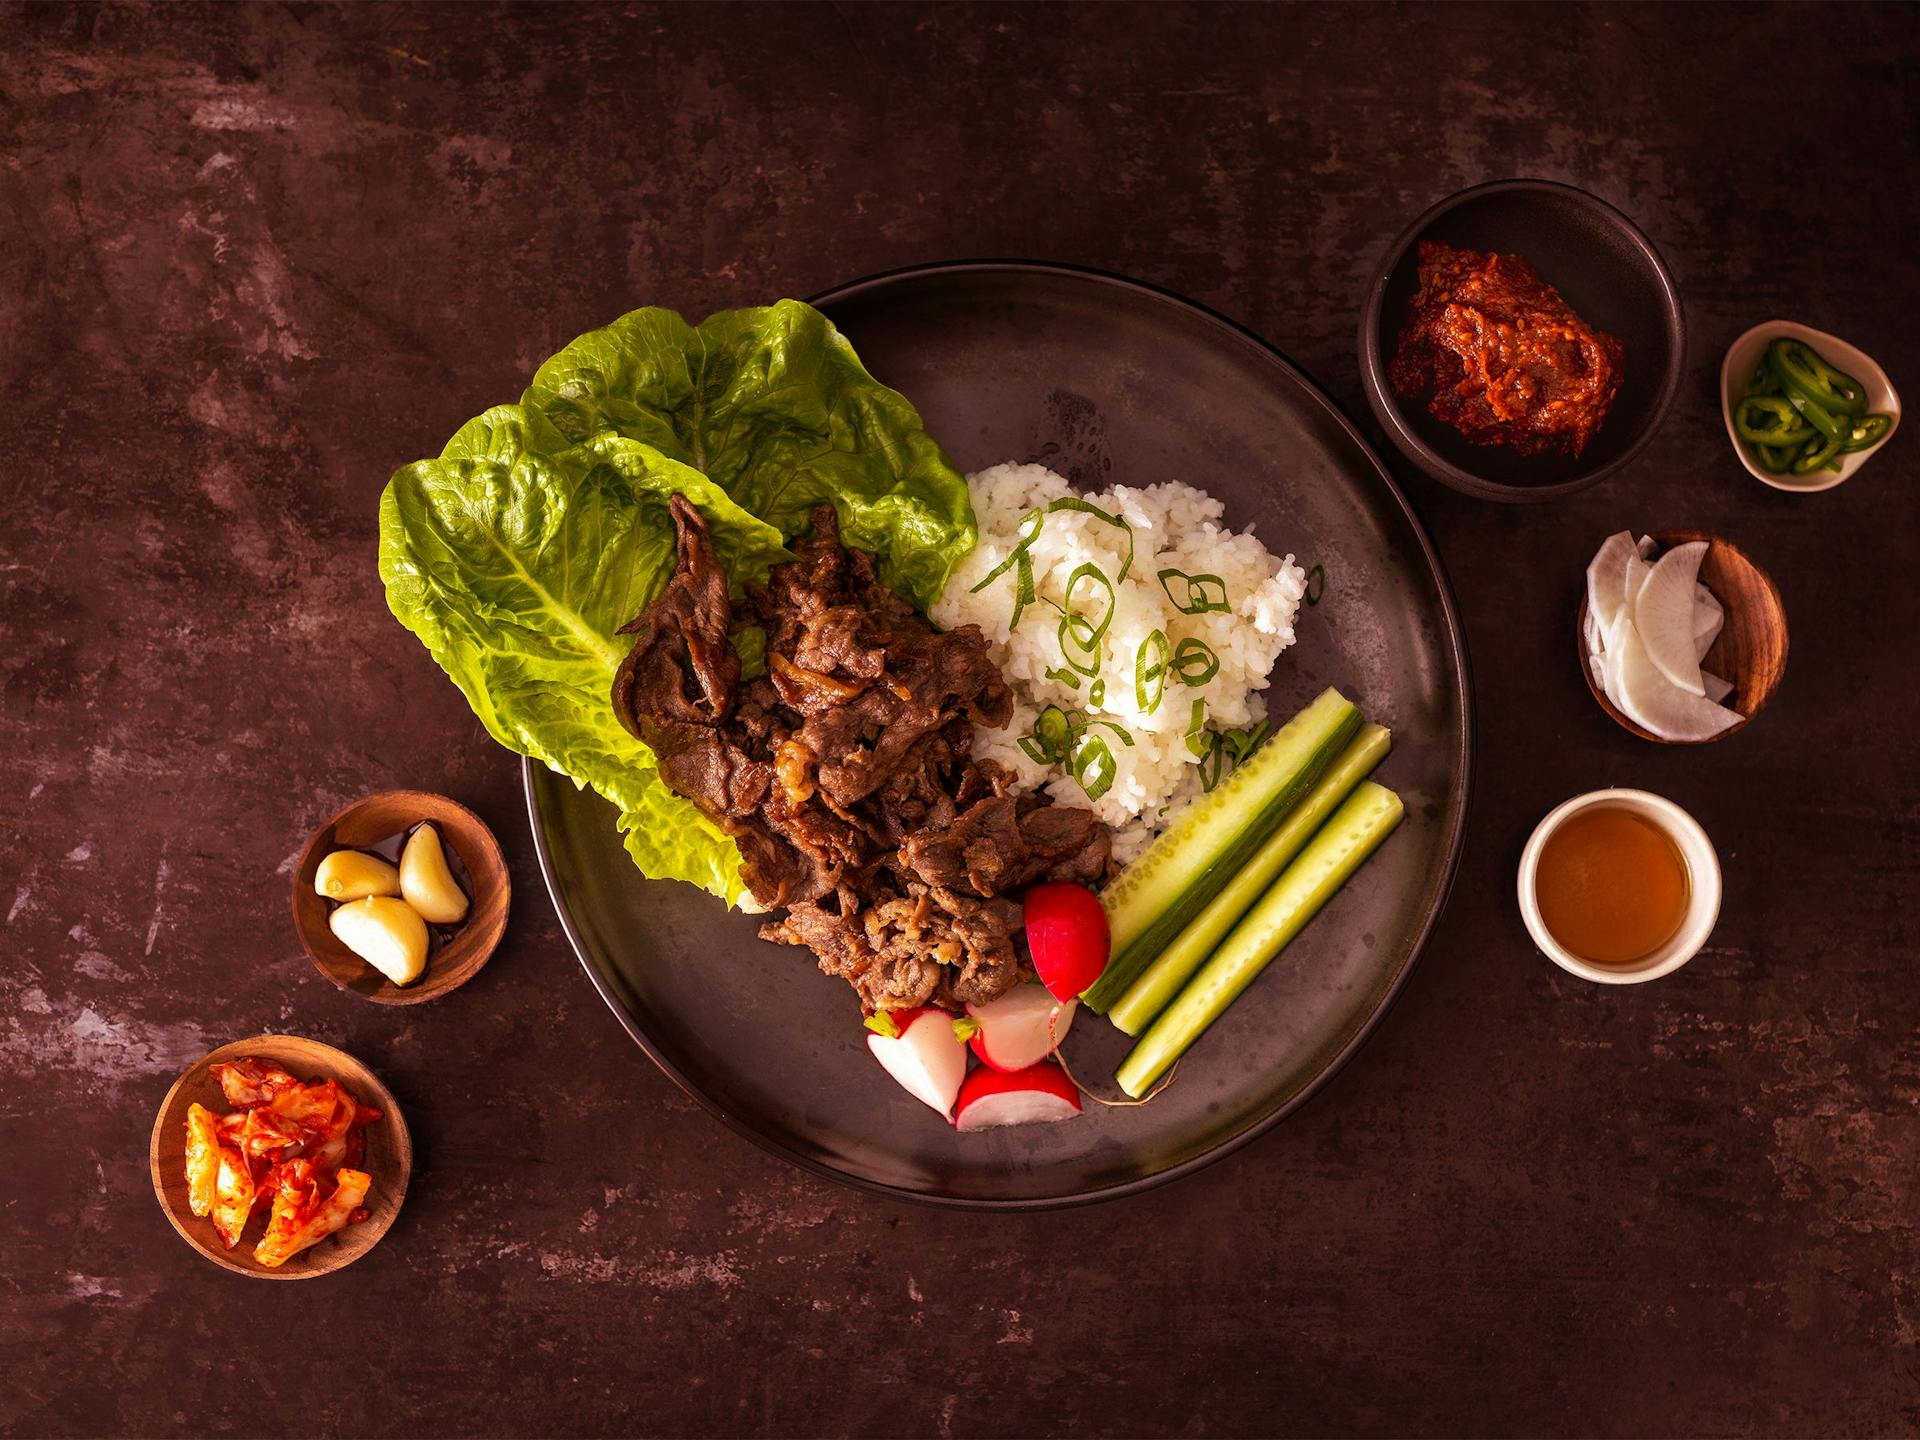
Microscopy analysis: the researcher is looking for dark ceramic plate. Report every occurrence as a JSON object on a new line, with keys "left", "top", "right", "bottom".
{"left": 527, "top": 262, "right": 1472, "bottom": 1208}
{"left": 1358, "top": 179, "right": 1684, "bottom": 502}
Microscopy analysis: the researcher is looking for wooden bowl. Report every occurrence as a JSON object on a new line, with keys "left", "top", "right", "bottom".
{"left": 149, "top": 1035, "right": 412, "bottom": 1279}
{"left": 293, "top": 790, "right": 509, "bottom": 1004}
{"left": 1577, "top": 529, "right": 1788, "bottom": 743}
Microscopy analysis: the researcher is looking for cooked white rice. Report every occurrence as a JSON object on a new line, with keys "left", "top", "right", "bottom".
{"left": 933, "top": 463, "right": 1307, "bottom": 864}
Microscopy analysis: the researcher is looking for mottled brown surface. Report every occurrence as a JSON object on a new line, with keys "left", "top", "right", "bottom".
{"left": 3, "top": 4, "right": 1917, "bottom": 1436}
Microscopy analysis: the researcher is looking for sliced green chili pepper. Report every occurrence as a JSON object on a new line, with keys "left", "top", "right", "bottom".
{"left": 1734, "top": 395, "right": 1814, "bottom": 447}
{"left": 1841, "top": 413, "right": 1893, "bottom": 453}
{"left": 1781, "top": 383, "right": 1849, "bottom": 444}
{"left": 1303, "top": 564, "right": 1326, "bottom": 607}
{"left": 1743, "top": 358, "right": 1778, "bottom": 398}
{"left": 1790, "top": 432, "right": 1844, "bottom": 475}
{"left": 1753, "top": 441, "right": 1796, "bottom": 475}
{"left": 1770, "top": 339, "right": 1868, "bottom": 418}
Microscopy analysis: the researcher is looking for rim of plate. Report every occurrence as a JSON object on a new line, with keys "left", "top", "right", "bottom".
{"left": 526, "top": 258, "right": 1475, "bottom": 1209}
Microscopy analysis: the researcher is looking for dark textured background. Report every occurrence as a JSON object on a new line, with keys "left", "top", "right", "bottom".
{"left": 4, "top": 4, "right": 1917, "bottom": 1436}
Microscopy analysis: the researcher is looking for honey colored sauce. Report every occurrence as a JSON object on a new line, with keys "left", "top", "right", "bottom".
{"left": 1536, "top": 807, "right": 1689, "bottom": 965}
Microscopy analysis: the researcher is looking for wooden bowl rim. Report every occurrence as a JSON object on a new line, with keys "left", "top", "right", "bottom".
{"left": 148, "top": 1035, "right": 412, "bottom": 1280}
{"left": 292, "top": 788, "right": 509, "bottom": 1005}
{"left": 1578, "top": 528, "right": 1788, "bottom": 744}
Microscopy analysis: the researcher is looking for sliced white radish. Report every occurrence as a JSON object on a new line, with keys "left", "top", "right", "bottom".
{"left": 966, "top": 984, "right": 1076, "bottom": 1073}
{"left": 866, "top": 1008, "right": 967, "bottom": 1119}
{"left": 1693, "top": 584, "right": 1724, "bottom": 661}
{"left": 952, "top": 1061, "right": 1082, "bottom": 1132}
{"left": 1632, "top": 541, "right": 1709, "bottom": 697}
{"left": 1612, "top": 615, "right": 1741, "bottom": 741}
{"left": 1584, "top": 531, "right": 1639, "bottom": 635}
{"left": 1702, "top": 671, "right": 1734, "bottom": 704}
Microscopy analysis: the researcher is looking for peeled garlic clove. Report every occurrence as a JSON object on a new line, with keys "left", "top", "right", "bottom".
{"left": 400, "top": 823, "right": 468, "bottom": 925}
{"left": 314, "top": 849, "right": 400, "bottom": 901}
{"left": 329, "top": 896, "right": 429, "bottom": 986}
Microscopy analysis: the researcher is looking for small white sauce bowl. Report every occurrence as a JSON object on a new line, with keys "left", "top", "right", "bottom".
{"left": 1721, "top": 320, "right": 1901, "bottom": 494}
{"left": 1517, "top": 788, "right": 1721, "bottom": 985}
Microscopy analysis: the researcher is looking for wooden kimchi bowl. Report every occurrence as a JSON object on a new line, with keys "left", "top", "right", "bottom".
{"left": 149, "top": 1035, "right": 411, "bottom": 1279}
{"left": 1360, "top": 179, "right": 1684, "bottom": 502}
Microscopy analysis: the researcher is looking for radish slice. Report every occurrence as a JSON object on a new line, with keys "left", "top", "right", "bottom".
{"left": 1613, "top": 616, "right": 1741, "bottom": 741}
{"left": 1702, "top": 671, "right": 1734, "bottom": 704}
{"left": 966, "top": 984, "right": 1076, "bottom": 1073}
{"left": 953, "top": 1061, "right": 1082, "bottom": 1131}
{"left": 1633, "top": 541, "right": 1709, "bottom": 697}
{"left": 1584, "top": 531, "right": 1639, "bottom": 635}
{"left": 866, "top": 1008, "right": 967, "bottom": 1119}
{"left": 1023, "top": 882, "right": 1110, "bottom": 1000}
{"left": 1693, "top": 584, "right": 1724, "bottom": 661}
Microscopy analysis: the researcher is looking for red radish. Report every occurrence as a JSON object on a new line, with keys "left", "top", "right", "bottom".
{"left": 965, "top": 984, "right": 1077, "bottom": 1072}
{"left": 1022, "top": 882, "right": 1110, "bottom": 1000}
{"left": 865, "top": 1007, "right": 966, "bottom": 1119}
{"left": 953, "top": 1061, "right": 1082, "bottom": 1132}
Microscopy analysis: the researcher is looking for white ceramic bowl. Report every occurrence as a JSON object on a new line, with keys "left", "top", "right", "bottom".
{"left": 1721, "top": 320, "right": 1901, "bottom": 494}
{"left": 1517, "top": 789, "right": 1721, "bottom": 984}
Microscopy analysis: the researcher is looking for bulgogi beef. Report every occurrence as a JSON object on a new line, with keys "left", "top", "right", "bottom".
{"left": 612, "top": 496, "right": 1113, "bottom": 1013}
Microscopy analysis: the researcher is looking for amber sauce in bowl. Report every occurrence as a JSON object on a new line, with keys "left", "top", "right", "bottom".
{"left": 1534, "top": 807, "right": 1689, "bottom": 966}
{"left": 1518, "top": 789, "right": 1720, "bottom": 984}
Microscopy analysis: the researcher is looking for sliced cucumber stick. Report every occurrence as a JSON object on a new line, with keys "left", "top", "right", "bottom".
{"left": 1107, "top": 723, "right": 1392, "bottom": 1035}
{"left": 1115, "top": 780, "right": 1405, "bottom": 1097}
{"left": 1083, "top": 688, "right": 1360, "bottom": 1013}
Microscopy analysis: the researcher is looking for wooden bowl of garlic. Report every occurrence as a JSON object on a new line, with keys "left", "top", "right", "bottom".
{"left": 292, "top": 790, "right": 509, "bottom": 1004}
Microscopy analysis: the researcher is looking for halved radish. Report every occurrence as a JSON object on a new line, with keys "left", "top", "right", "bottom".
{"left": 866, "top": 1007, "right": 966, "bottom": 1119}
{"left": 1023, "top": 882, "right": 1109, "bottom": 1000}
{"left": 1584, "top": 531, "right": 1638, "bottom": 635}
{"left": 953, "top": 1061, "right": 1081, "bottom": 1132}
{"left": 1693, "top": 583, "right": 1724, "bottom": 661}
{"left": 1633, "top": 540, "right": 1709, "bottom": 696}
{"left": 966, "top": 984, "right": 1077, "bottom": 1072}
{"left": 1612, "top": 613, "right": 1741, "bottom": 741}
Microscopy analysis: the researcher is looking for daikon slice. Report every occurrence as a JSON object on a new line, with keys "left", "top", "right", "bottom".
{"left": 1633, "top": 541, "right": 1709, "bottom": 697}
{"left": 1702, "top": 671, "right": 1734, "bottom": 704}
{"left": 1613, "top": 618, "right": 1741, "bottom": 741}
{"left": 1693, "top": 583, "right": 1724, "bottom": 661}
{"left": 1585, "top": 532, "right": 1639, "bottom": 636}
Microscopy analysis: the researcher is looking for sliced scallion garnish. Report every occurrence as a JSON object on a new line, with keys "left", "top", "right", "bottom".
{"left": 1304, "top": 564, "right": 1325, "bottom": 607}
{"left": 1134, "top": 629, "right": 1169, "bottom": 715}
{"left": 1057, "top": 562, "right": 1116, "bottom": 677}
{"left": 1045, "top": 497, "right": 1135, "bottom": 583}
{"left": 1172, "top": 636, "right": 1219, "bottom": 686}
{"left": 1184, "top": 697, "right": 1210, "bottom": 758}
{"left": 1157, "top": 568, "right": 1231, "bottom": 615}
{"left": 1070, "top": 733, "right": 1118, "bottom": 801}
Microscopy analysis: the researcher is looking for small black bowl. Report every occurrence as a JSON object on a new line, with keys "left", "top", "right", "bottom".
{"left": 1359, "top": 179, "right": 1684, "bottom": 503}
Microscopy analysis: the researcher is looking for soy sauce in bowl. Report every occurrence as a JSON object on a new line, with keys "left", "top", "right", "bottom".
{"left": 1534, "top": 806, "right": 1689, "bottom": 966}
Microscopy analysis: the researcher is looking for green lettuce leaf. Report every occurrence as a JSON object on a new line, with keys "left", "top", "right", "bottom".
{"left": 378, "top": 405, "right": 791, "bottom": 904}
{"left": 522, "top": 299, "right": 973, "bottom": 611}
{"left": 377, "top": 301, "right": 976, "bottom": 905}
